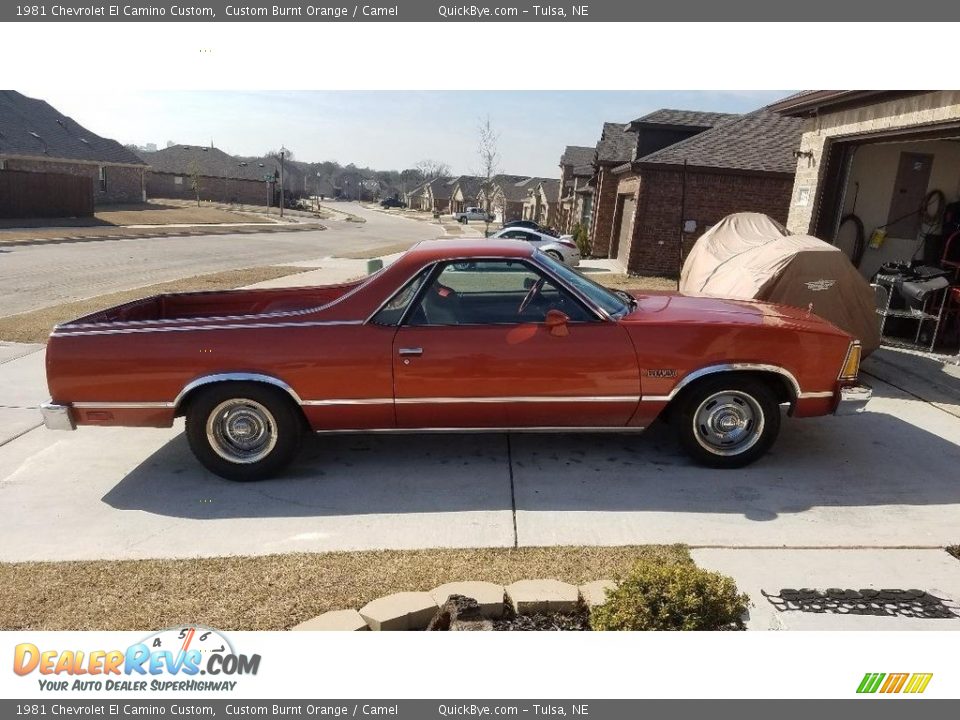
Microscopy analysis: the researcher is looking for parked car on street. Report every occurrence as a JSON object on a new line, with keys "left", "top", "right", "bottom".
{"left": 491, "top": 226, "right": 580, "bottom": 266}
{"left": 453, "top": 206, "right": 494, "bottom": 223}
{"left": 41, "top": 239, "right": 871, "bottom": 481}
{"left": 380, "top": 197, "right": 406, "bottom": 208}
{"left": 503, "top": 219, "right": 559, "bottom": 237}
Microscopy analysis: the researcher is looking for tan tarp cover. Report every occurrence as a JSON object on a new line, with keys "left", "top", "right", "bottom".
{"left": 680, "top": 213, "right": 880, "bottom": 355}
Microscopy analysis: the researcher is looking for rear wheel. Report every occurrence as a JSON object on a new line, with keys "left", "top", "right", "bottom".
{"left": 185, "top": 382, "right": 304, "bottom": 481}
{"left": 544, "top": 249, "right": 563, "bottom": 262}
{"left": 673, "top": 376, "right": 780, "bottom": 468}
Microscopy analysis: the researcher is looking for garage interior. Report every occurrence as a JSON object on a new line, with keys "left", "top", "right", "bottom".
{"left": 818, "top": 126, "right": 960, "bottom": 355}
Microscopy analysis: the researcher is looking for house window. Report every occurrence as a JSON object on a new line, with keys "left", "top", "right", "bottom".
{"left": 0, "top": 159, "right": 5, "bottom": 170}
{"left": 174, "top": 176, "right": 183, "bottom": 185}
{"left": 98, "top": 166, "right": 106, "bottom": 192}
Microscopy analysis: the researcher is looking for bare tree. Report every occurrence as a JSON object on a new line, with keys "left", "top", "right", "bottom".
{"left": 414, "top": 159, "right": 451, "bottom": 181}
{"left": 187, "top": 159, "right": 202, "bottom": 207}
{"left": 475, "top": 116, "right": 500, "bottom": 236}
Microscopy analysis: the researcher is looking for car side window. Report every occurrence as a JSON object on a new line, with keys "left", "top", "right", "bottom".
{"left": 371, "top": 267, "right": 432, "bottom": 326}
{"left": 405, "top": 260, "right": 593, "bottom": 326}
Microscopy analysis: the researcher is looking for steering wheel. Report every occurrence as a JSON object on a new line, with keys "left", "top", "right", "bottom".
{"left": 518, "top": 278, "right": 546, "bottom": 315}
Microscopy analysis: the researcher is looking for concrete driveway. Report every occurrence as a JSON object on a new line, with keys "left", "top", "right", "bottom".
{"left": 2, "top": 356, "right": 959, "bottom": 561}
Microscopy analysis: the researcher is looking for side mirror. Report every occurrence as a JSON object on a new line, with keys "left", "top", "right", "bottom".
{"left": 544, "top": 309, "right": 569, "bottom": 337}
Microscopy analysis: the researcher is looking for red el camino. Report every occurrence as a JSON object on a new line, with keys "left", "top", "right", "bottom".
{"left": 41, "top": 239, "right": 871, "bottom": 481}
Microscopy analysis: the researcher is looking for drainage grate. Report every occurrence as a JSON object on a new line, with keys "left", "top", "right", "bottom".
{"left": 761, "top": 588, "right": 960, "bottom": 618}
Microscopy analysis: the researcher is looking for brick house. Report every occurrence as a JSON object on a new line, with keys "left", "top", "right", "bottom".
{"left": 587, "top": 110, "right": 737, "bottom": 257}
{"left": 477, "top": 175, "right": 541, "bottom": 223}
{"left": 522, "top": 179, "right": 561, "bottom": 227}
{"left": 768, "top": 91, "right": 960, "bottom": 279}
{"left": 448, "top": 176, "right": 484, "bottom": 214}
{"left": 140, "top": 145, "right": 278, "bottom": 206}
{"left": 610, "top": 109, "right": 803, "bottom": 275}
{"left": 0, "top": 90, "right": 147, "bottom": 213}
{"left": 557, "top": 145, "right": 595, "bottom": 233}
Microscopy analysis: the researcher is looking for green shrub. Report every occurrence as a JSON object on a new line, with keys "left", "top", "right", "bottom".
{"left": 590, "top": 558, "right": 749, "bottom": 631}
{"left": 571, "top": 222, "right": 590, "bottom": 258}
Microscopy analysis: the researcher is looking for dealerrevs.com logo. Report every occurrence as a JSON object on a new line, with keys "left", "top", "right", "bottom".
{"left": 857, "top": 672, "right": 933, "bottom": 695}
{"left": 13, "top": 626, "right": 260, "bottom": 692}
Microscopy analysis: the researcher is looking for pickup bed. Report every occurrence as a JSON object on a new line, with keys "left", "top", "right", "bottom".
{"left": 63, "top": 281, "right": 364, "bottom": 326}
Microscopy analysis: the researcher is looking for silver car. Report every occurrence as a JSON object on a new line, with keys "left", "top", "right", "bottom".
{"left": 491, "top": 227, "right": 581, "bottom": 266}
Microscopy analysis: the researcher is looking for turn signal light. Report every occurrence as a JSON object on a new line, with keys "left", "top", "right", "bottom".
{"left": 839, "top": 342, "right": 862, "bottom": 380}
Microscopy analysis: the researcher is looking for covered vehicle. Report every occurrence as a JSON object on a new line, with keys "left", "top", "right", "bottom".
{"left": 680, "top": 213, "right": 880, "bottom": 356}
{"left": 42, "top": 239, "right": 870, "bottom": 481}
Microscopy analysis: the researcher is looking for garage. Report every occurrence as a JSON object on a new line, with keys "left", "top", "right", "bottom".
{"left": 770, "top": 91, "right": 960, "bottom": 355}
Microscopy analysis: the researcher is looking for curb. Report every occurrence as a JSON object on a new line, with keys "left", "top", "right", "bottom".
{"left": 292, "top": 578, "right": 616, "bottom": 631}
{"left": 0, "top": 223, "right": 325, "bottom": 248}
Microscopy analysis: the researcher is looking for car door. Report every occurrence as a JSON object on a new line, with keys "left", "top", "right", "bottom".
{"left": 390, "top": 258, "right": 640, "bottom": 429}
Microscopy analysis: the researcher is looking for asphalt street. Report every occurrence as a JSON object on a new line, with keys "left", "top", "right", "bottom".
{"left": 0, "top": 201, "right": 439, "bottom": 317}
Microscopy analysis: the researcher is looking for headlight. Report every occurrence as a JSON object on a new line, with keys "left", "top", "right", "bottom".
{"left": 838, "top": 341, "right": 862, "bottom": 380}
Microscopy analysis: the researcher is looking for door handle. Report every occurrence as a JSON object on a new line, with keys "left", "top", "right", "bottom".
{"left": 398, "top": 347, "right": 423, "bottom": 357}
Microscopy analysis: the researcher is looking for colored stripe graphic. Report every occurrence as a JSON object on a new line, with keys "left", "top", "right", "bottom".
{"left": 857, "top": 672, "right": 932, "bottom": 694}
{"left": 903, "top": 674, "right": 933, "bottom": 694}
{"left": 857, "top": 673, "right": 885, "bottom": 693}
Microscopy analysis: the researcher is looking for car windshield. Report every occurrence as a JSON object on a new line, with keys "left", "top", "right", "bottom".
{"left": 535, "top": 251, "right": 631, "bottom": 317}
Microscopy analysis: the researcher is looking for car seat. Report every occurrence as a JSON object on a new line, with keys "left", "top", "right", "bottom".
{"left": 420, "top": 283, "right": 462, "bottom": 325}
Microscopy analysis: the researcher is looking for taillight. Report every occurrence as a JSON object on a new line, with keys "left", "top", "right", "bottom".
{"left": 558, "top": 240, "right": 576, "bottom": 249}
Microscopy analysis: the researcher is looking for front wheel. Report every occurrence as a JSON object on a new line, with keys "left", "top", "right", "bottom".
{"left": 673, "top": 377, "right": 780, "bottom": 468}
{"left": 185, "top": 382, "right": 304, "bottom": 481}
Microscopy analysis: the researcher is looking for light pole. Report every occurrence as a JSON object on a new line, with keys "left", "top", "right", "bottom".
{"left": 279, "top": 149, "right": 285, "bottom": 218}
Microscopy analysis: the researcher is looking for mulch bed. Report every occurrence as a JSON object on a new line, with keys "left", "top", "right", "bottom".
{"left": 493, "top": 608, "right": 592, "bottom": 631}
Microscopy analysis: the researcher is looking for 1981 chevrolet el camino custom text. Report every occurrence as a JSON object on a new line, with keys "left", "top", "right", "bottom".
{"left": 41, "top": 239, "right": 871, "bottom": 480}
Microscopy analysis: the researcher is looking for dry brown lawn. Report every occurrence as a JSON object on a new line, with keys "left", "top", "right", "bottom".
{"left": 0, "top": 545, "right": 687, "bottom": 630}
{"left": 0, "top": 266, "right": 309, "bottom": 343}
{"left": 597, "top": 274, "right": 678, "bottom": 292}
{"left": 335, "top": 242, "right": 420, "bottom": 259}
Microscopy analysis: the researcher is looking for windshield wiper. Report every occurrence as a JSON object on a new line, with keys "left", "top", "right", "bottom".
{"left": 614, "top": 289, "right": 638, "bottom": 310}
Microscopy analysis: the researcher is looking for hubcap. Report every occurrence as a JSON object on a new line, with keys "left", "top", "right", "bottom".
{"left": 693, "top": 390, "right": 764, "bottom": 456}
{"left": 206, "top": 398, "right": 278, "bottom": 464}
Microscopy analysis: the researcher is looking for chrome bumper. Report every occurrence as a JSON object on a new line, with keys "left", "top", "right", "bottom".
{"left": 40, "top": 402, "right": 76, "bottom": 431}
{"left": 834, "top": 383, "right": 872, "bottom": 416}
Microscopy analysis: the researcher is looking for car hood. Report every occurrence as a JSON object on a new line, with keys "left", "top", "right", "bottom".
{"left": 620, "top": 290, "right": 849, "bottom": 336}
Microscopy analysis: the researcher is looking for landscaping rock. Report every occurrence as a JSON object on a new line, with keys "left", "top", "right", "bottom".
{"left": 579, "top": 580, "right": 617, "bottom": 609}
{"left": 430, "top": 581, "right": 506, "bottom": 618}
{"left": 292, "top": 609, "right": 369, "bottom": 631}
{"left": 426, "top": 594, "right": 493, "bottom": 631}
{"left": 506, "top": 579, "right": 580, "bottom": 615}
{"left": 359, "top": 592, "right": 438, "bottom": 631}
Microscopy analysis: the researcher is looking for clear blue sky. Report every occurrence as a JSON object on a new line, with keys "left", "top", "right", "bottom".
{"left": 24, "top": 90, "right": 791, "bottom": 177}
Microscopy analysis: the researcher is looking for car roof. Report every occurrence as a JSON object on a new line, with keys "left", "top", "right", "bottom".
{"left": 403, "top": 238, "right": 535, "bottom": 262}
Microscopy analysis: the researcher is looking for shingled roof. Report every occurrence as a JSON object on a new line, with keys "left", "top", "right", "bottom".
{"left": 0, "top": 90, "right": 146, "bottom": 166}
{"left": 426, "top": 176, "right": 455, "bottom": 201}
{"left": 560, "top": 145, "right": 595, "bottom": 167}
{"left": 596, "top": 122, "right": 637, "bottom": 164}
{"left": 635, "top": 110, "right": 803, "bottom": 175}
{"left": 450, "top": 175, "right": 485, "bottom": 200}
{"left": 631, "top": 108, "right": 739, "bottom": 129}
{"left": 139, "top": 145, "right": 277, "bottom": 182}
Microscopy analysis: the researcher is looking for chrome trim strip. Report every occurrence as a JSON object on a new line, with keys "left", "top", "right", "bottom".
{"left": 72, "top": 401, "right": 175, "bottom": 409}
{"left": 315, "top": 426, "right": 647, "bottom": 435}
{"left": 301, "top": 398, "right": 393, "bottom": 406}
{"left": 640, "top": 363, "right": 803, "bottom": 403}
{"left": 52, "top": 320, "right": 363, "bottom": 337}
{"left": 173, "top": 373, "right": 303, "bottom": 408}
{"left": 394, "top": 395, "right": 638, "bottom": 405}
{"left": 797, "top": 391, "right": 836, "bottom": 399}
